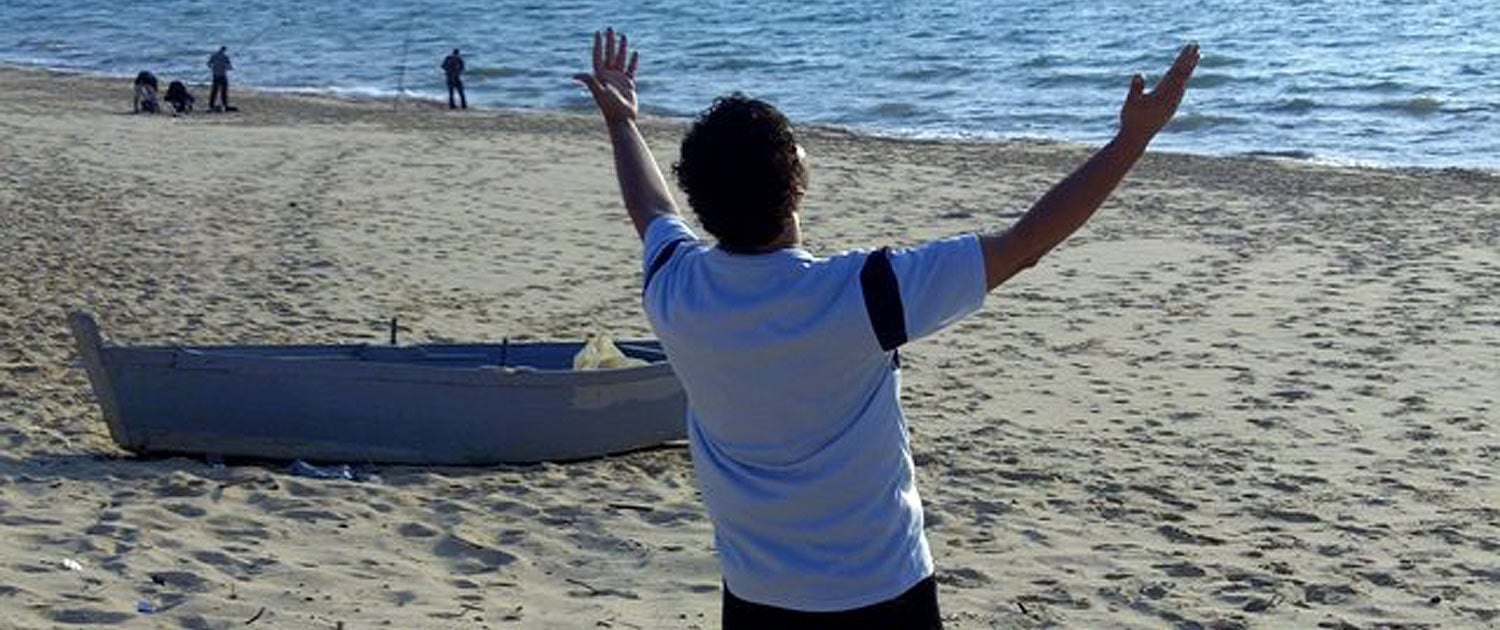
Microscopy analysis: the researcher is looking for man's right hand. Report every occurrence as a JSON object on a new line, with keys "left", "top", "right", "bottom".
{"left": 1119, "top": 43, "right": 1200, "bottom": 145}
{"left": 980, "top": 43, "right": 1202, "bottom": 290}
{"left": 574, "top": 28, "right": 640, "bottom": 124}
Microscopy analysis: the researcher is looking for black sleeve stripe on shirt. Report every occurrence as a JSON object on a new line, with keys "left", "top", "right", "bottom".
{"left": 643, "top": 239, "right": 687, "bottom": 294}
{"left": 860, "top": 247, "right": 908, "bottom": 351}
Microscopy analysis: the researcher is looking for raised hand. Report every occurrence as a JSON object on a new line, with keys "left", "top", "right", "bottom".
{"left": 574, "top": 28, "right": 640, "bottom": 124}
{"left": 1119, "top": 43, "right": 1200, "bottom": 144}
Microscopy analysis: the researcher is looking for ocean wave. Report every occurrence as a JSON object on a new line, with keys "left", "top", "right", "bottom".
{"left": 1371, "top": 97, "right": 1444, "bottom": 116}
{"left": 640, "top": 103, "right": 695, "bottom": 119}
{"left": 1447, "top": 103, "right": 1498, "bottom": 115}
{"left": 894, "top": 65, "right": 973, "bottom": 81}
{"left": 16, "top": 38, "right": 73, "bottom": 52}
{"left": 1018, "top": 54, "right": 1064, "bottom": 69}
{"left": 1028, "top": 73, "right": 1123, "bottom": 89}
{"left": 1197, "top": 53, "right": 1246, "bottom": 69}
{"left": 1241, "top": 149, "right": 1316, "bottom": 160}
{"left": 265, "top": 84, "right": 409, "bottom": 101}
{"left": 920, "top": 88, "right": 960, "bottom": 100}
{"left": 0, "top": 55, "right": 79, "bottom": 73}
{"left": 1187, "top": 73, "right": 1235, "bottom": 89}
{"left": 1269, "top": 97, "right": 1318, "bottom": 114}
{"left": 864, "top": 102, "right": 923, "bottom": 119}
{"left": 1358, "top": 79, "right": 1408, "bottom": 93}
{"left": 1165, "top": 113, "right": 1246, "bottom": 132}
{"left": 466, "top": 66, "right": 527, "bottom": 79}
{"left": 705, "top": 57, "right": 762, "bottom": 72}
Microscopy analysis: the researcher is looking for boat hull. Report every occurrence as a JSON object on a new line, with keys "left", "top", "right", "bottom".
{"left": 69, "top": 312, "right": 687, "bottom": 464}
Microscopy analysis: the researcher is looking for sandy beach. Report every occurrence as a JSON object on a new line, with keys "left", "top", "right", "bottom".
{"left": 1, "top": 66, "right": 1496, "bottom": 628}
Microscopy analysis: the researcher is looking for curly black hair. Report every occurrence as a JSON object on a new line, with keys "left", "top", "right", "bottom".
{"left": 673, "top": 94, "right": 807, "bottom": 253}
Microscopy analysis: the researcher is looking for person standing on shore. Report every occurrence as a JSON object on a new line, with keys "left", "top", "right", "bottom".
{"left": 575, "top": 28, "right": 1198, "bottom": 628}
{"left": 442, "top": 48, "right": 467, "bottom": 109}
{"left": 207, "top": 46, "right": 233, "bottom": 112}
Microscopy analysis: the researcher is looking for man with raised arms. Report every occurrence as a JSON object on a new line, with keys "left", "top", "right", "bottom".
{"left": 574, "top": 28, "right": 1198, "bottom": 628}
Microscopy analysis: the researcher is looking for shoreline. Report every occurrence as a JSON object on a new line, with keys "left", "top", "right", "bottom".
{"left": 5, "top": 61, "right": 1496, "bottom": 176}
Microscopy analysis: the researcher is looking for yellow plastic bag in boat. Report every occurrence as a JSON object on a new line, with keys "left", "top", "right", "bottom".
{"left": 573, "top": 332, "right": 647, "bottom": 370}
{"left": 572, "top": 334, "right": 601, "bottom": 370}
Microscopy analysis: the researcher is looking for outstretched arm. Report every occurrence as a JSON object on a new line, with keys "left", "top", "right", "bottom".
{"left": 980, "top": 43, "right": 1199, "bottom": 290}
{"left": 574, "top": 28, "right": 680, "bottom": 239}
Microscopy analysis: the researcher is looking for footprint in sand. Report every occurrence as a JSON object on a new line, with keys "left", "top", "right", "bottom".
{"left": 148, "top": 569, "right": 212, "bottom": 593}
{"left": 48, "top": 609, "right": 134, "bottom": 624}
{"left": 936, "top": 566, "right": 993, "bottom": 589}
{"left": 163, "top": 503, "right": 208, "bottom": 518}
{"left": 1302, "top": 583, "right": 1358, "bottom": 605}
{"left": 397, "top": 522, "right": 439, "bottom": 538}
{"left": 1153, "top": 561, "right": 1208, "bottom": 578}
{"left": 433, "top": 534, "right": 518, "bottom": 575}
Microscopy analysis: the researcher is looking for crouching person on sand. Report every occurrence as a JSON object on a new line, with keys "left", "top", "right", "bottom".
{"left": 164, "top": 80, "right": 195, "bottom": 115}
{"left": 574, "top": 27, "right": 1198, "bottom": 628}
{"left": 133, "top": 71, "right": 159, "bottom": 114}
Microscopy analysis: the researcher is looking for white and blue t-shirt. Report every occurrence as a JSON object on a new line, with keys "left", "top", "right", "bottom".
{"left": 641, "top": 215, "right": 987, "bottom": 612}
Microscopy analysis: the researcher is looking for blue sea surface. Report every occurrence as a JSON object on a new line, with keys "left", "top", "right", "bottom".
{"left": 2, "top": 0, "right": 1496, "bottom": 169}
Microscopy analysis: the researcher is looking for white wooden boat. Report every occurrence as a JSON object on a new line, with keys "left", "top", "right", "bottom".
{"left": 68, "top": 312, "right": 686, "bottom": 464}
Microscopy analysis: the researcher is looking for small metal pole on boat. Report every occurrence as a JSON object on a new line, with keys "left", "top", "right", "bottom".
{"left": 389, "top": 317, "right": 398, "bottom": 346}
{"left": 499, "top": 337, "right": 508, "bottom": 367}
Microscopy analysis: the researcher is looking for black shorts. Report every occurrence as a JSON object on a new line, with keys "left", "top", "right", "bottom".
{"left": 723, "top": 576, "right": 942, "bottom": 629}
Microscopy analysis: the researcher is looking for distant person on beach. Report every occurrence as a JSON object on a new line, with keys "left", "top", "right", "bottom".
{"left": 575, "top": 28, "right": 1198, "bottom": 627}
{"left": 207, "top": 46, "right": 234, "bottom": 112}
{"left": 132, "top": 71, "right": 159, "bottom": 114}
{"left": 442, "top": 48, "right": 467, "bottom": 109}
{"left": 164, "top": 80, "right": 195, "bottom": 115}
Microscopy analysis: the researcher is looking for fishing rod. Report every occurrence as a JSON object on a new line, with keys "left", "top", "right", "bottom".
{"left": 216, "top": 16, "right": 291, "bottom": 83}
{"left": 242, "top": 18, "right": 291, "bottom": 51}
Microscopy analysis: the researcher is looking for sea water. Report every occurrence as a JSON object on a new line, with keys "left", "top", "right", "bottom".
{"left": 2, "top": 0, "right": 1496, "bottom": 169}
